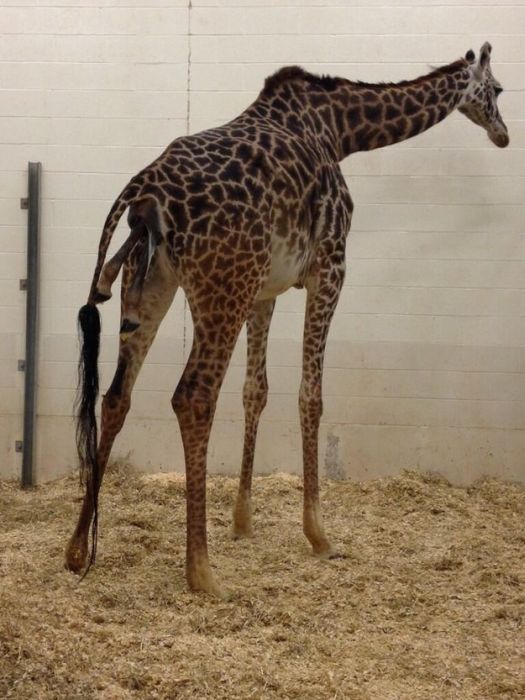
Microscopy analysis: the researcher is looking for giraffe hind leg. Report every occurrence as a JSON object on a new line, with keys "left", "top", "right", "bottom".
{"left": 66, "top": 257, "right": 177, "bottom": 573}
{"left": 120, "top": 203, "right": 163, "bottom": 338}
{"left": 174, "top": 250, "right": 268, "bottom": 596}
{"left": 96, "top": 220, "right": 145, "bottom": 302}
{"left": 96, "top": 197, "right": 162, "bottom": 308}
{"left": 119, "top": 238, "right": 149, "bottom": 337}
{"left": 173, "top": 315, "right": 248, "bottom": 598}
{"left": 233, "top": 298, "right": 275, "bottom": 538}
{"left": 120, "top": 221, "right": 162, "bottom": 338}
{"left": 65, "top": 356, "right": 131, "bottom": 573}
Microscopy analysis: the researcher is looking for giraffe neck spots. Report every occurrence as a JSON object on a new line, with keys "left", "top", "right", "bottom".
{"left": 255, "top": 60, "right": 471, "bottom": 160}
{"left": 330, "top": 64, "right": 469, "bottom": 156}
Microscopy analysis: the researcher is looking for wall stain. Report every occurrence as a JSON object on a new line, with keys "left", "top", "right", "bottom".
{"left": 325, "top": 431, "right": 345, "bottom": 481}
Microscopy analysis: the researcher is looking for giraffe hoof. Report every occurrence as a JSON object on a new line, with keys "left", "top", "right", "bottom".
{"left": 232, "top": 514, "right": 254, "bottom": 539}
{"left": 187, "top": 561, "right": 230, "bottom": 599}
{"left": 315, "top": 547, "right": 346, "bottom": 561}
{"left": 232, "top": 525, "right": 254, "bottom": 540}
{"left": 310, "top": 538, "right": 345, "bottom": 560}
{"left": 65, "top": 539, "right": 88, "bottom": 573}
{"left": 232, "top": 498, "right": 253, "bottom": 539}
{"left": 190, "top": 579, "right": 231, "bottom": 600}
{"left": 326, "top": 550, "right": 347, "bottom": 560}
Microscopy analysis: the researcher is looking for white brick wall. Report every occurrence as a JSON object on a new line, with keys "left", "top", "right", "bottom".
{"left": 1, "top": 0, "right": 523, "bottom": 484}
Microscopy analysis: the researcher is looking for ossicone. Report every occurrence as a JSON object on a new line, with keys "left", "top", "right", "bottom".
{"left": 479, "top": 41, "right": 492, "bottom": 69}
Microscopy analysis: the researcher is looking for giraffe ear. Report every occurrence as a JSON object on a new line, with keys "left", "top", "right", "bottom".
{"left": 465, "top": 49, "right": 475, "bottom": 63}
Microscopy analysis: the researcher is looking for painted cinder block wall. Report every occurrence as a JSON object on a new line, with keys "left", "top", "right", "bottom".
{"left": 1, "top": 0, "right": 524, "bottom": 484}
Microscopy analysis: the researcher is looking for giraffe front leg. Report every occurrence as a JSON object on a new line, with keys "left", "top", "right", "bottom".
{"left": 300, "top": 264, "right": 345, "bottom": 559}
{"left": 233, "top": 298, "right": 275, "bottom": 539}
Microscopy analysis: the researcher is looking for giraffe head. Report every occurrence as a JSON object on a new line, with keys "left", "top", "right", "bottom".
{"left": 458, "top": 42, "right": 509, "bottom": 148}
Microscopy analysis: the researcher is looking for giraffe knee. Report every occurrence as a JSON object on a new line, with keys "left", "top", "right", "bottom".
{"left": 171, "top": 376, "right": 215, "bottom": 424}
{"left": 299, "top": 381, "right": 323, "bottom": 418}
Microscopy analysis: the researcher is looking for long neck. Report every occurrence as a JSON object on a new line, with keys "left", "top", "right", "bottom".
{"left": 320, "top": 61, "right": 470, "bottom": 159}
{"left": 250, "top": 62, "right": 471, "bottom": 162}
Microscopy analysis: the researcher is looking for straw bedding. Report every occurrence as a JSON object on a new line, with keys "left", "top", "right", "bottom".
{"left": 1, "top": 464, "right": 524, "bottom": 699}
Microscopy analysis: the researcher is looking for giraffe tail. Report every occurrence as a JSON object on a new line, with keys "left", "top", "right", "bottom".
{"left": 75, "top": 302, "right": 101, "bottom": 574}
{"left": 73, "top": 180, "right": 140, "bottom": 574}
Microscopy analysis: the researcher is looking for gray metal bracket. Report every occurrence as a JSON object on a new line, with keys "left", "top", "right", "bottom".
{"left": 20, "top": 162, "right": 42, "bottom": 488}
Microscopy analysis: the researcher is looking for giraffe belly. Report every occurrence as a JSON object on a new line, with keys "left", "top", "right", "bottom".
{"left": 256, "top": 242, "right": 308, "bottom": 301}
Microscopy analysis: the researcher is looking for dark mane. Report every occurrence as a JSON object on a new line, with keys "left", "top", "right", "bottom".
{"left": 350, "top": 59, "right": 469, "bottom": 91}
{"left": 262, "top": 66, "right": 347, "bottom": 95}
{"left": 262, "top": 59, "right": 468, "bottom": 96}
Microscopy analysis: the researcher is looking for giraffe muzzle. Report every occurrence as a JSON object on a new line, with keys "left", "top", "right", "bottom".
{"left": 489, "top": 124, "right": 509, "bottom": 148}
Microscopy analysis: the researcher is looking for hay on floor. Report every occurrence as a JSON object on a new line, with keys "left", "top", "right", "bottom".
{"left": 1, "top": 464, "right": 524, "bottom": 699}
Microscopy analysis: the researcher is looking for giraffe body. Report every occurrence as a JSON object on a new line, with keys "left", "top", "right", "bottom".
{"left": 67, "top": 44, "right": 508, "bottom": 596}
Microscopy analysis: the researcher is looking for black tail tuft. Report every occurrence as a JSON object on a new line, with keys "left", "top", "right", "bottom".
{"left": 75, "top": 303, "right": 101, "bottom": 573}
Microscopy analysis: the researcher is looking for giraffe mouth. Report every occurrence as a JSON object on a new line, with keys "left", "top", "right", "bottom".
{"left": 489, "top": 128, "right": 509, "bottom": 148}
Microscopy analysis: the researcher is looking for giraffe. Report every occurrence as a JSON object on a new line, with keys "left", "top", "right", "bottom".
{"left": 66, "top": 43, "right": 508, "bottom": 597}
